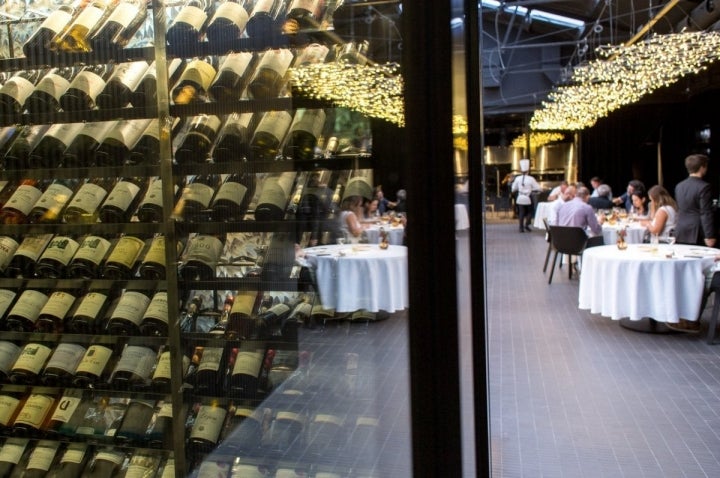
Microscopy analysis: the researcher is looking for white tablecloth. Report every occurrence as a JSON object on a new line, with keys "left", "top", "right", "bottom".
{"left": 601, "top": 222, "right": 646, "bottom": 245}
{"left": 578, "top": 244, "right": 717, "bottom": 323}
{"left": 455, "top": 204, "right": 469, "bottom": 230}
{"left": 533, "top": 202, "right": 555, "bottom": 229}
{"left": 364, "top": 224, "right": 405, "bottom": 245}
{"left": 303, "top": 244, "right": 409, "bottom": 313}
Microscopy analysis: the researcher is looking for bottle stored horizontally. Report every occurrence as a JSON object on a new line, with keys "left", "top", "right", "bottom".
{"left": 3, "top": 125, "right": 51, "bottom": 170}
{"left": 248, "top": 110, "right": 292, "bottom": 160}
{"left": 194, "top": 343, "right": 229, "bottom": 396}
{"left": 282, "top": 0, "right": 325, "bottom": 34}
{"left": 35, "top": 235, "right": 82, "bottom": 278}
{"left": 72, "top": 344, "right": 118, "bottom": 387}
{"left": 208, "top": 52, "right": 255, "bottom": 102}
{"left": 51, "top": 0, "right": 118, "bottom": 52}
{"left": 130, "top": 58, "right": 185, "bottom": 108}
{"left": 246, "top": 0, "right": 287, "bottom": 38}
{"left": 22, "top": 2, "right": 80, "bottom": 58}
{"left": 62, "top": 177, "right": 118, "bottom": 224}
{"left": 114, "top": 399, "right": 156, "bottom": 446}
{"left": 62, "top": 121, "right": 118, "bottom": 168}
{"left": 0, "top": 179, "right": 48, "bottom": 225}
{"left": 246, "top": 48, "right": 294, "bottom": 99}
{"left": 67, "top": 235, "right": 112, "bottom": 279}
{"left": 40, "top": 342, "right": 86, "bottom": 386}
{"left": 219, "top": 402, "right": 265, "bottom": 451}
{"left": 0, "top": 69, "right": 47, "bottom": 115}
{"left": 174, "top": 114, "right": 222, "bottom": 163}
{"left": 212, "top": 112, "right": 254, "bottom": 162}
{"left": 80, "top": 448, "right": 126, "bottom": 477}
{"left": 0, "top": 392, "right": 23, "bottom": 434}
{"left": 4, "top": 234, "right": 54, "bottom": 278}
{"left": 255, "top": 171, "right": 297, "bottom": 220}
{"left": 343, "top": 168, "right": 374, "bottom": 201}
{"left": 96, "top": 61, "right": 150, "bottom": 109}
{"left": 0, "top": 239, "right": 19, "bottom": 277}
{"left": 34, "top": 288, "right": 83, "bottom": 332}
{"left": 105, "top": 289, "right": 152, "bottom": 335}
{"left": 187, "top": 401, "right": 228, "bottom": 454}
{"left": 109, "top": 344, "right": 157, "bottom": 389}
{"left": 101, "top": 235, "right": 147, "bottom": 279}
{"left": 179, "top": 234, "right": 224, "bottom": 280}
{"left": 65, "top": 289, "right": 114, "bottom": 334}
{"left": 166, "top": 0, "right": 216, "bottom": 50}
{"left": 171, "top": 57, "right": 218, "bottom": 105}
{"left": 172, "top": 174, "right": 221, "bottom": 222}
{"left": 227, "top": 345, "right": 268, "bottom": 398}
{"left": 138, "top": 235, "right": 182, "bottom": 280}
{"left": 210, "top": 172, "right": 257, "bottom": 222}
{"left": 226, "top": 289, "right": 258, "bottom": 340}
{"left": 9, "top": 342, "right": 53, "bottom": 385}
{"left": 24, "top": 66, "right": 81, "bottom": 114}
{"left": 26, "top": 123, "right": 85, "bottom": 169}
{"left": 146, "top": 400, "right": 175, "bottom": 449}
{"left": 4, "top": 290, "right": 50, "bottom": 332}
{"left": 89, "top": 0, "right": 148, "bottom": 50}
{"left": 0, "top": 438, "right": 30, "bottom": 476}
{"left": 98, "top": 177, "right": 147, "bottom": 222}
{"left": 282, "top": 108, "right": 327, "bottom": 160}
{"left": 45, "top": 443, "right": 91, "bottom": 478}
{"left": 58, "top": 63, "right": 115, "bottom": 111}
{"left": 94, "top": 119, "right": 152, "bottom": 166}
{"left": 0, "top": 339, "right": 21, "bottom": 383}
{"left": 206, "top": 0, "right": 250, "bottom": 46}
{"left": 179, "top": 294, "right": 203, "bottom": 333}
{"left": 136, "top": 177, "right": 183, "bottom": 223}
{"left": 138, "top": 290, "right": 169, "bottom": 336}
{"left": 12, "top": 393, "right": 56, "bottom": 436}
{"left": 43, "top": 390, "right": 86, "bottom": 438}
{"left": 151, "top": 348, "right": 190, "bottom": 390}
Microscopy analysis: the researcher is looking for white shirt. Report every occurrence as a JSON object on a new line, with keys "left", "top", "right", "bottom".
{"left": 511, "top": 173, "right": 540, "bottom": 205}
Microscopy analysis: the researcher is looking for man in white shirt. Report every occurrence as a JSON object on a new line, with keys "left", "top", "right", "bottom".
{"left": 511, "top": 159, "right": 541, "bottom": 233}
{"left": 547, "top": 180, "right": 568, "bottom": 202}
{"left": 548, "top": 184, "right": 576, "bottom": 226}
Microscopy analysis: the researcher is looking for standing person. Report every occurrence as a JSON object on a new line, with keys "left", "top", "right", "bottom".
{"left": 674, "top": 153, "right": 716, "bottom": 247}
{"left": 511, "top": 159, "right": 541, "bottom": 232}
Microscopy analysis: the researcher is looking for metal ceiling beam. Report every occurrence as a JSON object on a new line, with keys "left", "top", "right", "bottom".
{"left": 621, "top": 0, "right": 682, "bottom": 47}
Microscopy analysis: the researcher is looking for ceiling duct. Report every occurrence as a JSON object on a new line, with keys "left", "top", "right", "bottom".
{"left": 676, "top": 0, "right": 720, "bottom": 31}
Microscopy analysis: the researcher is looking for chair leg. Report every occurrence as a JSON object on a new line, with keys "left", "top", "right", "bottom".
{"left": 568, "top": 254, "right": 573, "bottom": 280}
{"left": 543, "top": 242, "right": 552, "bottom": 273}
{"left": 707, "top": 291, "right": 720, "bottom": 344}
{"left": 698, "top": 290, "right": 710, "bottom": 321}
{"left": 548, "top": 251, "right": 559, "bottom": 284}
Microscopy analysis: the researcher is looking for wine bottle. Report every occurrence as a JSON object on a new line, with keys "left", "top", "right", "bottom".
{"left": 0, "top": 240, "right": 19, "bottom": 277}
{"left": 227, "top": 344, "right": 267, "bottom": 398}
{"left": 94, "top": 119, "right": 152, "bottom": 166}
{"left": 67, "top": 236, "right": 112, "bottom": 279}
{"left": 246, "top": 48, "right": 294, "bottom": 99}
{"left": 188, "top": 402, "right": 228, "bottom": 454}
{"left": 130, "top": 59, "right": 185, "bottom": 108}
{"left": 172, "top": 174, "right": 221, "bottom": 221}
{"left": 3, "top": 125, "right": 52, "bottom": 170}
{"left": 179, "top": 234, "right": 224, "bottom": 280}
{"left": 0, "top": 340, "right": 21, "bottom": 383}
{"left": 72, "top": 344, "right": 117, "bottom": 388}
{"left": 246, "top": 0, "right": 287, "bottom": 38}
{"left": 24, "top": 66, "right": 81, "bottom": 114}
{"left": 138, "top": 236, "right": 182, "bottom": 280}
{"left": 109, "top": 344, "right": 157, "bottom": 389}
{"left": 27, "top": 125, "right": 85, "bottom": 171}
{"left": 211, "top": 112, "right": 254, "bottom": 162}
{"left": 281, "top": 0, "right": 325, "bottom": 34}
{"left": 65, "top": 288, "right": 114, "bottom": 333}
{"left": 98, "top": 177, "right": 147, "bottom": 222}
{"left": 105, "top": 289, "right": 152, "bottom": 335}
{"left": 174, "top": 115, "right": 222, "bottom": 164}
{"left": 35, "top": 289, "right": 82, "bottom": 334}
{"left": 210, "top": 172, "right": 257, "bottom": 222}
{"left": 39, "top": 343, "right": 85, "bottom": 388}
{"left": 138, "top": 291, "right": 168, "bottom": 336}
{"left": 255, "top": 171, "right": 297, "bottom": 220}
{"left": 0, "top": 438, "right": 31, "bottom": 476}
{"left": 226, "top": 290, "right": 258, "bottom": 340}
{"left": 101, "top": 235, "right": 147, "bottom": 279}
{"left": 51, "top": 0, "right": 118, "bottom": 53}
{"left": 194, "top": 343, "right": 229, "bottom": 396}
{"left": 73, "top": 396, "right": 120, "bottom": 439}
{"left": 293, "top": 42, "right": 330, "bottom": 67}
{"left": 0, "top": 127, "right": 20, "bottom": 159}
{"left": 179, "top": 294, "right": 203, "bottom": 332}
{"left": 4, "top": 290, "right": 50, "bottom": 333}
{"left": 209, "top": 294, "right": 234, "bottom": 336}
{"left": 9, "top": 343, "right": 52, "bottom": 384}
{"left": 113, "top": 399, "right": 156, "bottom": 446}
{"left": 267, "top": 399, "right": 307, "bottom": 454}
{"left": 12, "top": 393, "right": 56, "bottom": 436}
{"left": 171, "top": 57, "right": 218, "bottom": 105}
{"left": 136, "top": 176, "right": 184, "bottom": 222}
{"left": 22, "top": 2, "right": 80, "bottom": 58}
{"left": 59, "top": 64, "right": 116, "bottom": 111}
{"left": 62, "top": 121, "right": 118, "bottom": 167}
{"left": 62, "top": 177, "right": 119, "bottom": 224}
{"left": 207, "top": 0, "right": 250, "bottom": 46}
{"left": 151, "top": 348, "right": 190, "bottom": 389}
{"left": 27, "top": 179, "right": 81, "bottom": 225}
{"left": 343, "top": 168, "right": 374, "bottom": 201}
{"left": 166, "top": 0, "right": 216, "bottom": 51}
{"left": 282, "top": 108, "right": 327, "bottom": 160}
{"left": 0, "top": 70, "right": 47, "bottom": 115}
{"left": 146, "top": 400, "right": 175, "bottom": 449}
{"left": 46, "top": 443, "right": 91, "bottom": 478}
{"left": 4, "top": 234, "right": 54, "bottom": 278}
{"left": 219, "top": 402, "right": 264, "bottom": 451}
{"left": 248, "top": 110, "right": 292, "bottom": 160}
{"left": 96, "top": 61, "right": 150, "bottom": 109}
{"left": 44, "top": 390, "right": 86, "bottom": 438}
{"left": 80, "top": 448, "right": 126, "bottom": 477}
{"left": 0, "top": 179, "right": 48, "bottom": 225}
{"left": 253, "top": 296, "right": 301, "bottom": 338}
{"left": 89, "top": 0, "right": 148, "bottom": 50}
{"left": 208, "top": 52, "right": 254, "bottom": 102}
{"left": 0, "top": 393, "right": 23, "bottom": 434}
{"left": 35, "top": 236, "right": 82, "bottom": 279}
{"left": 159, "top": 456, "right": 175, "bottom": 478}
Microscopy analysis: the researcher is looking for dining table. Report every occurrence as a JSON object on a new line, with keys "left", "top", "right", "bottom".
{"left": 533, "top": 201, "right": 555, "bottom": 229}
{"left": 302, "top": 244, "right": 409, "bottom": 313}
{"left": 601, "top": 221, "right": 647, "bottom": 245}
{"left": 363, "top": 223, "right": 405, "bottom": 245}
{"left": 578, "top": 244, "right": 717, "bottom": 331}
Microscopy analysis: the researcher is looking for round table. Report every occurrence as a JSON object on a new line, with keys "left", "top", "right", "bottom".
{"left": 303, "top": 244, "right": 408, "bottom": 313}
{"left": 578, "top": 244, "right": 717, "bottom": 329}
{"left": 601, "top": 222, "right": 647, "bottom": 245}
{"left": 364, "top": 224, "right": 405, "bottom": 245}
{"left": 533, "top": 201, "right": 555, "bottom": 229}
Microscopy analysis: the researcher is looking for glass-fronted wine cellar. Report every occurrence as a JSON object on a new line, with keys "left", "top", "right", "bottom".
{"left": 0, "top": 1, "right": 476, "bottom": 477}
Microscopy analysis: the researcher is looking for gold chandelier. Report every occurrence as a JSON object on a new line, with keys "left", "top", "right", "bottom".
{"left": 529, "top": 31, "right": 720, "bottom": 131}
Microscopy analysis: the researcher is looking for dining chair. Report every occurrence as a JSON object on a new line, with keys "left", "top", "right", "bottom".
{"left": 547, "top": 226, "right": 588, "bottom": 284}
{"left": 700, "top": 271, "right": 720, "bottom": 344}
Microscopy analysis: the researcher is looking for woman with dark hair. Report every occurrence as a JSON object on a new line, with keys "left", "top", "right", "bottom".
{"left": 630, "top": 189, "right": 650, "bottom": 219}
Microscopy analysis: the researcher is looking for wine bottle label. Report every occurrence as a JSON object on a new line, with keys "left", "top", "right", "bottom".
{"left": 291, "top": 302, "right": 312, "bottom": 319}
{"left": 103, "top": 180, "right": 141, "bottom": 211}
{"left": 257, "top": 48, "right": 294, "bottom": 76}
{"left": 0, "top": 237, "right": 19, "bottom": 270}
{"left": 190, "top": 405, "right": 227, "bottom": 442}
{"left": 113, "top": 346, "right": 156, "bottom": 380}
{"left": 214, "top": 3, "right": 249, "bottom": 26}
{"left": 161, "top": 459, "right": 175, "bottom": 478}
{"left": 234, "top": 406, "right": 254, "bottom": 418}
{"left": 295, "top": 43, "right": 330, "bottom": 66}
{"left": 276, "top": 411, "right": 303, "bottom": 423}
{"left": 175, "top": 6, "right": 208, "bottom": 30}
{"left": 289, "top": 0, "right": 322, "bottom": 14}
{"left": 219, "top": 51, "right": 253, "bottom": 76}
{"left": 73, "top": 291, "right": 107, "bottom": 320}
{"left": 14, "top": 234, "right": 53, "bottom": 262}
{"left": 0, "top": 341, "right": 20, "bottom": 376}
{"left": 5, "top": 184, "right": 43, "bottom": 216}
{"left": 40, "top": 236, "right": 80, "bottom": 266}
{"left": 109, "top": 61, "right": 148, "bottom": 91}
{"left": 142, "top": 236, "right": 166, "bottom": 265}
{"left": 60, "top": 443, "right": 87, "bottom": 464}
{"left": 71, "top": 6, "right": 105, "bottom": 32}
{"left": 14, "top": 394, "right": 54, "bottom": 429}
{"left": 2, "top": 76, "right": 36, "bottom": 105}
{"left": 71, "top": 70, "right": 108, "bottom": 101}
{"left": 35, "top": 73, "right": 72, "bottom": 100}
{"left": 0, "top": 395, "right": 20, "bottom": 426}
{"left": 182, "top": 59, "right": 217, "bottom": 91}
{"left": 252, "top": 0, "right": 274, "bottom": 14}
{"left": 157, "top": 401, "right": 173, "bottom": 419}
{"left": 106, "top": 3, "right": 141, "bottom": 29}
{"left": 290, "top": 108, "right": 326, "bottom": 137}
{"left": 313, "top": 413, "right": 343, "bottom": 426}
{"left": 125, "top": 463, "right": 155, "bottom": 478}
{"left": 183, "top": 182, "right": 215, "bottom": 208}
{"left": 152, "top": 351, "right": 171, "bottom": 380}
{"left": 71, "top": 182, "right": 110, "bottom": 213}
{"left": 49, "top": 394, "right": 83, "bottom": 424}
{"left": 143, "top": 291, "right": 168, "bottom": 322}
{"left": 356, "top": 416, "right": 379, "bottom": 427}
{"left": 27, "top": 442, "right": 60, "bottom": 471}
{"left": 0, "top": 439, "right": 27, "bottom": 464}
{"left": 74, "top": 236, "right": 112, "bottom": 266}
{"left": 197, "top": 346, "right": 223, "bottom": 372}
{"left": 0, "top": 288, "right": 17, "bottom": 317}
{"left": 139, "top": 118, "right": 161, "bottom": 141}
{"left": 225, "top": 111, "right": 254, "bottom": 131}
{"left": 76, "top": 345, "right": 112, "bottom": 376}
{"left": 34, "top": 182, "right": 76, "bottom": 217}
{"left": 189, "top": 114, "right": 223, "bottom": 134}
{"left": 107, "top": 236, "right": 145, "bottom": 269}
{"left": 104, "top": 119, "right": 151, "bottom": 148}
{"left": 45, "top": 343, "right": 86, "bottom": 374}
{"left": 95, "top": 449, "right": 125, "bottom": 465}
{"left": 81, "top": 121, "right": 117, "bottom": 143}
{"left": 213, "top": 181, "right": 248, "bottom": 206}
{"left": 185, "top": 235, "right": 223, "bottom": 264}
{"left": 112, "top": 291, "right": 151, "bottom": 326}
{"left": 9, "top": 291, "right": 49, "bottom": 325}
{"left": 40, "top": 291, "right": 78, "bottom": 320}
{"left": 38, "top": 9, "right": 73, "bottom": 33}
{"left": 232, "top": 350, "right": 263, "bottom": 376}
{"left": 141, "top": 178, "right": 164, "bottom": 207}
{"left": 267, "top": 303, "right": 290, "bottom": 316}
{"left": 255, "top": 110, "right": 292, "bottom": 138}
{"left": 230, "top": 290, "right": 256, "bottom": 317}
